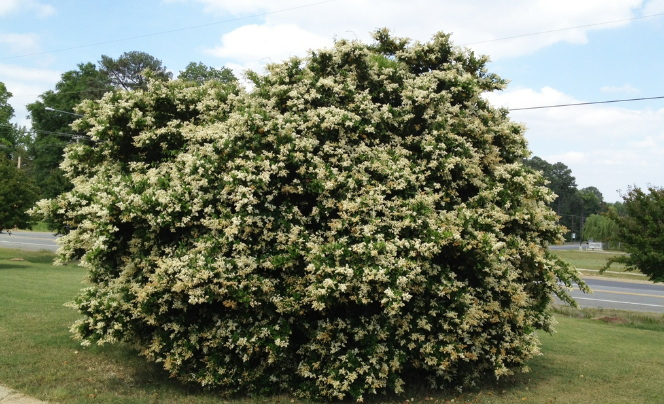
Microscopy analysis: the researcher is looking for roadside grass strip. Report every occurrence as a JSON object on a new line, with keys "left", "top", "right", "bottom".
{"left": 550, "top": 250, "right": 647, "bottom": 281}
{"left": 1, "top": 247, "right": 664, "bottom": 403}
{"left": 576, "top": 269, "right": 646, "bottom": 277}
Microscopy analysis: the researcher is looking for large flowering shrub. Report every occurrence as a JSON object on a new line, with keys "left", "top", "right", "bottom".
{"left": 34, "top": 30, "right": 587, "bottom": 401}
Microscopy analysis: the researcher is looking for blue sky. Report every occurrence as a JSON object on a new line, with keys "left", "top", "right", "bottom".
{"left": 2, "top": 0, "right": 664, "bottom": 202}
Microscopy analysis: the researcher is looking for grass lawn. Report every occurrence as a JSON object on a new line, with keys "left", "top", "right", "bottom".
{"left": 7, "top": 221, "right": 52, "bottom": 232}
{"left": 28, "top": 221, "right": 51, "bottom": 232}
{"left": 549, "top": 250, "right": 646, "bottom": 281}
{"left": 1, "top": 247, "right": 664, "bottom": 403}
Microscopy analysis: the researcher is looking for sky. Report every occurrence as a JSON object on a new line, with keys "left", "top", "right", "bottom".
{"left": 1, "top": 0, "right": 663, "bottom": 202}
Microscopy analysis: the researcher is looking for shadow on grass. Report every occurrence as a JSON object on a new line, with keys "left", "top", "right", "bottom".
{"left": 0, "top": 248, "right": 56, "bottom": 264}
{"left": 78, "top": 341, "right": 550, "bottom": 404}
{"left": 24, "top": 251, "right": 59, "bottom": 264}
{"left": 0, "top": 263, "right": 32, "bottom": 270}
{"left": 80, "top": 343, "right": 243, "bottom": 401}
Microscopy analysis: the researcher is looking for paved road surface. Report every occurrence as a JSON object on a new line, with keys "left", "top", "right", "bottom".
{"left": 0, "top": 231, "right": 58, "bottom": 252}
{"left": 562, "top": 277, "right": 664, "bottom": 313}
{"left": 549, "top": 244, "right": 586, "bottom": 251}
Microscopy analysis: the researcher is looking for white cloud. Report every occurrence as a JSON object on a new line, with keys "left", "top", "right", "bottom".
{"left": 206, "top": 23, "right": 331, "bottom": 66}
{"left": 175, "top": 0, "right": 644, "bottom": 60}
{"left": 0, "top": 63, "right": 62, "bottom": 126}
{"left": 600, "top": 84, "right": 640, "bottom": 94}
{"left": 484, "top": 86, "right": 578, "bottom": 109}
{"left": 0, "top": 63, "right": 60, "bottom": 83}
{"left": 486, "top": 86, "right": 664, "bottom": 201}
{"left": 0, "top": 33, "right": 40, "bottom": 54}
{"left": 0, "top": 0, "right": 55, "bottom": 17}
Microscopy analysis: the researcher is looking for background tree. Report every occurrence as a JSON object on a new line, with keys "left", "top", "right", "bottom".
{"left": 579, "top": 186, "right": 604, "bottom": 216}
{"left": 0, "top": 82, "right": 17, "bottom": 155}
{"left": 523, "top": 157, "right": 577, "bottom": 216}
{"left": 26, "top": 63, "right": 112, "bottom": 199}
{"left": 0, "top": 82, "right": 13, "bottom": 125}
{"left": 522, "top": 157, "right": 614, "bottom": 241}
{"left": 603, "top": 186, "right": 664, "bottom": 282}
{"left": 99, "top": 51, "right": 172, "bottom": 91}
{"left": 177, "top": 62, "right": 236, "bottom": 85}
{"left": 572, "top": 186, "right": 605, "bottom": 239}
{"left": 0, "top": 83, "right": 32, "bottom": 170}
{"left": 0, "top": 156, "right": 39, "bottom": 232}
{"left": 607, "top": 201, "right": 627, "bottom": 217}
{"left": 523, "top": 156, "right": 580, "bottom": 238}
{"left": 582, "top": 214, "right": 621, "bottom": 248}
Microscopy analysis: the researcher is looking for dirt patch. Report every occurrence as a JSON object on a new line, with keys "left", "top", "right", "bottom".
{"left": 9, "top": 258, "right": 25, "bottom": 261}
{"left": 595, "top": 316, "right": 629, "bottom": 324}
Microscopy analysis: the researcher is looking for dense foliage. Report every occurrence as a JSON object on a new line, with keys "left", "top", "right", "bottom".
{"left": 33, "top": 31, "right": 586, "bottom": 400}
{"left": 582, "top": 214, "right": 621, "bottom": 249}
{"left": 178, "top": 62, "right": 237, "bottom": 85}
{"left": 603, "top": 186, "right": 664, "bottom": 282}
{"left": 99, "top": 51, "right": 172, "bottom": 91}
{"left": 0, "top": 156, "right": 39, "bottom": 232}
{"left": 522, "top": 157, "right": 577, "bottom": 216}
{"left": 0, "top": 82, "right": 14, "bottom": 128}
{"left": 0, "top": 82, "right": 23, "bottom": 159}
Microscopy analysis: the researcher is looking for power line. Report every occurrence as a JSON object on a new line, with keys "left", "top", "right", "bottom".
{"left": 460, "top": 12, "right": 664, "bottom": 46}
{"left": 5, "top": 10, "right": 662, "bottom": 99}
{"left": 3, "top": 6, "right": 660, "bottom": 63}
{"left": 0, "top": 122, "right": 85, "bottom": 137}
{"left": 0, "top": 0, "right": 338, "bottom": 61}
{"left": 508, "top": 96, "right": 664, "bottom": 111}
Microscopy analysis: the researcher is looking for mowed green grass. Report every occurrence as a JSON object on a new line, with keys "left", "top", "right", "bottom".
{"left": 549, "top": 250, "right": 642, "bottom": 279}
{"left": 1, "top": 247, "right": 664, "bottom": 404}
{"left": 29, "top": 221, "right": 51, "bottom": 232}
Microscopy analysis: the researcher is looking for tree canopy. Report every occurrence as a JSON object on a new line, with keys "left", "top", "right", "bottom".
{"left": 523, "top": 157, "right": 612, "bottom": 240}
{"left": 0, "top": 83, "right": 31, "bottom": 170}
{"left": 99, "top": 51, "right": 172, "bottom": 91}
{"left": 0, "top": 82, "right": 19, "bottom": 157}
{"left": 522, "top": 156, "right": 577, "bottom": 216}
{"left": 579, "top": 186, "right": 604, "bottom": 217}
{"left": 177, "top": 62, "right": 236, "bottom": 85}
{"left": 33, "top": 30, "right": 586, "bottom": 400}
{"left": 0, "top": 156, "right": 39, "bottom": 232}
{"left": 603, "top": 186, "right": 664, "bottom": 282}
{"left": 0, "top": 82, "right": 14, "bottom": 125}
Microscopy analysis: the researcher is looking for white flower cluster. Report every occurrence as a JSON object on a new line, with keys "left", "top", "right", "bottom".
{"left": 32, "top": 30, "right": 587, "bottom": 401}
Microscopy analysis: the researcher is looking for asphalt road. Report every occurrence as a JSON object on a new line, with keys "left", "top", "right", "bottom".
{"left": 549, "top": 243, "right": 586, "bottom": 251}
{"left": 0, "top": 230, "right": 59, "bottom": 252}
{"left": 562, "top": 277, "right": 664, "bottom": 313}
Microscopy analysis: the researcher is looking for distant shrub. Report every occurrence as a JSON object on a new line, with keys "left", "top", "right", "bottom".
{"left": 33, "top": 30, "right": 586, "bottom": 401}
